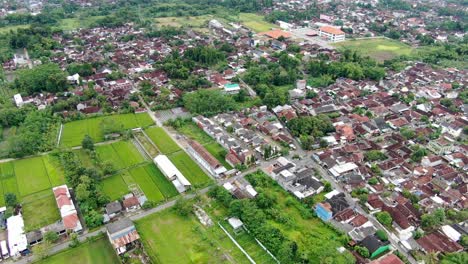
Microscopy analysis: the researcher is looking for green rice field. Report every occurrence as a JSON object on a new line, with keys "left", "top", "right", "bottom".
{"left": 129, "top": 165, "right": 165, "bottom": 202}
{"left": 35, "top": 235, "right": 119, "bottom": 264}
{"left": 145, "top": 127, "right": 181, "bottom": 154}
{"left": 22, "top": 191, "right": 61, "bottom": 231}
{"left": 14, "top": 157, "right": 52, "bottom": 197}
{"left": 168, "top": 151, "right": 212, "bottom": 187}
{"left": 60, "top": 113, "right": 154, "bottom": 147}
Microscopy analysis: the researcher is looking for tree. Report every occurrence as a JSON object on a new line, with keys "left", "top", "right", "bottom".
{"left": 460, "top": 235, "right": 468, "bottom": 247}
{"left": 81, "top": 135, "right": 94, "bottom": 151}
{"left": 375, "top": 230, "right": 388, "bottom": 241}
{"left": 4, "top": 193, "right": 17, "bottom": 207}
{"left": 441, "top": 252, "right": 468, "bottom": 264}
{"left": 355, "top": 246, "right": 370, "bottom": 258}
{"left": 424, "top": 251, "right": 439, "bottom": 264}
{"left": 84, "top": 209, "right": 103, "bottom": 228}
{"left": 44, "top": 231, "right": 59, "bottom": 243}
{"left": 368, "top": 177, "right": 379, "bottom": 185}
{"left": 364, "top": 150, "right": 387, "bottom": 161}
{"left": 324, "top": 181, "right": 332, "bottom": 192}
{"left": 15, "top": 63, "right": 67, "bottom": 94}
{"left": 69, "top": 233, "right": 80, "bottom": 248}
{"left": 183, "top": 89, "right": 235, "bottom": 116}
{"left": 34, "top": 241, "right": 50, "bottom": 259}
{"left": 376, "top": 211, "right": 393, "bottom": 227}
{"left": 174, "top": 198, "right": 192, "bottom": 217}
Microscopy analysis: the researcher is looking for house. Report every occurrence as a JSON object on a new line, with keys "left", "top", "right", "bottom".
{"left": 105, "top": 201, "right": 123, "bottom": 218}
{"left": 53, "top": 185, "right": 83, "bottom": 233}
{"left": 360, "top": 235, "right": 390, "bottom": 259}
{"left": 153, "top": 155, "right": 191, "bottom": 193}
{"left": 7, "top": 214, "right": 28, "bottom": 257}
{"left": 122, "top": 195, "right": 140, "bottom": 212}
{"left": 416, "top": 231, "right": 463, "bottom": 253}
{"left": 106, "top": 217, "right": 140, "bottom": 255}
{"left": 26, "top": 230, "right": 43, "bottom": 246}
{"left": 228, "top": 217, "right": 244, "bottom": 234}
{"left": 260, "top": 29, "right": 291, "bottom": 40}
{"left": 186, "top": 140, "right": 227, "bottom": 177}
{"left": 370, "top": 253, "right": 404, "bottom": 264}
{"left": 318, "top": 26, "right": 345, "bottom": 42}
{"left": 223, "top": 83, "right": 241, "bottom": 94}
{"left": 315, "top": 202, "right": 333, "bottom": 221}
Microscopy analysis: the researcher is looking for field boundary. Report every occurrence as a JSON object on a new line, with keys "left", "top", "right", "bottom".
{"left": 218, "top": 221, "right": 256, "bottom": 264}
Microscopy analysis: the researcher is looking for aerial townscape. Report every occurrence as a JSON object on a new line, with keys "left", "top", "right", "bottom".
{"left": 0, "top": 0, "right": 466, "bottom": 263}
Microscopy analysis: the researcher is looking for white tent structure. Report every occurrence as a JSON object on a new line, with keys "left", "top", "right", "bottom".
{"left": 153, "top": 155, "right": 191, "bottom": 193}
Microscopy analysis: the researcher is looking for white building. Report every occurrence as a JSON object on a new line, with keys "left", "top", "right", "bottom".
{"left": 318, "top": 26, "right": 345, "bottom": 42}
{"left": 13, "top": 94, "right": 23, "bottom": 108}
{"left": 53, "top": 185, "right": 83, "bottom": 233}
{"left": 7, "top": 214, "right": 28, "bottom": 257}
{"left": 153, "top": 155, "right": 191, "bottom": 193}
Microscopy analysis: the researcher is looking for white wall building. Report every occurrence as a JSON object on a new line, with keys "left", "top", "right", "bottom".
{"left": 153, "top": 155, "right": 191, "bottom": 193}
{"left": 7, "top": 214, "right": 28, "bottom": 257}
{"left": 318, "top": 26, "right": 345, "bottom": 42}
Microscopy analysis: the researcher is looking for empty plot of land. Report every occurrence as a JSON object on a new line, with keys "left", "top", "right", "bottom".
{"left": 129, "top": 165, "right": 165, "bottom": 202}
{"left": 145, "top": 127, "right": 181, "bottom": 154}
{"left": 133, "top": 130, "right": 159, "bottom": 158}
{"left": 35, "top": 236, "right": 119, "bottom": 264}
{"left": 14, "top": 157, "right": 51, "bottom": 197}
{"left": 60, "top": 113, "right": 154, "bottom": 147}
{"left": 136, "top": 209, "right": 252, "bottom": 264}
{"left": 101, "top": 173, "right": 130, "bottom": 201}
{"left": 168, "top": 151, "right": 211, "bottom": 187}
{"left": 334, "top": 38, "right": 413, "bottom": 62}
{"left": 239, "top": 13, "right": 276, "bottom": 32}
{"left": 22, "top": 190, "right": 60, "bottom": 231}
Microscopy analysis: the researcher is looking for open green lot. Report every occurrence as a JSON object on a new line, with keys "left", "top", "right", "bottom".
{"left": 145, "top": 127, "right": 181, "bottom": 154}
{"left": 22, "top": 190, "right": 60, "bottom": 231}
{"left": 333, "top": 38, "right": 413, "bottom": 62}
{"left": 112, "top": 140, "right": 147, "bottom": 168}
{"left": 96, "top": 144, "right": 125, "bottom": 170}
{"left": 143, "top": 164, "right": 179, "bottom": 198}
{"left": 14, "top": 157, "right": 51, "bottom": 197}
{"left": 129, "top": 165, "right": 165, "bottom": 202}
{"left": 168, "top": 151, "right": 212, "bottom": 187}
{"left": 155, "top": 15, "right": 212, "bottom": 28}
{"left": 60, "top": 113, "right": 154, "bottom": 147}
{"left": 238, "top": 13, "right": 276, "bottom": 32}
{"left": 136, "top": 209, "right": 251, "bottom": 264}
{"left": 169, "top": 121, "right": 232, "bottom": 169}
{"left": 35, "top": 235, "right": 119, "bottom": 264}
{"left": 101, "top": 174, "right": 130, "bottom": 201}
{"left": 57, "top": 16, "right": 105, "bottom": 31}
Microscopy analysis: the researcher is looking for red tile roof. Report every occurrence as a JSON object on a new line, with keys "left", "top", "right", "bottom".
{"left": 63, "top": 213, "right": 80, "bottom": 230}
{"left": 319, "top": 26, "right": 345, "bottom": 35}
{"left": 417, "top": 231, "right": 463, "bottom": 253}
{"left": 370, "top": 254, "right": 404, "bottom": 264}
{"left": 123, "top": 196, "right": 140, "bottom": 209}
{"left": 188, "top": 140, "right": 222, "bottom": 169}
{"left": 260, "top": 29, "right": 292, "bottom": 39}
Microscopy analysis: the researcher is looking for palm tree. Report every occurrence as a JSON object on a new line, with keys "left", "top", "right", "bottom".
{"left": 424, "top": 251, "right": 439, "bottom": 264}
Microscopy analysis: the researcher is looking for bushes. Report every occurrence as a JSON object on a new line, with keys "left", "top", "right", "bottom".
{"left": 375, "top": 230, "right": 388, "bottom": 241}
{"left": 376, "top": 211, "right": 393, "bottom": 227}
{"left": 355, "top": 246, "right": 370, "bottom": 258}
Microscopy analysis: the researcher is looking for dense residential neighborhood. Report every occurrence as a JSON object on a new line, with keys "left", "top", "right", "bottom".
{"left": 0, "top": 0, "right": 466, "bottom": 264}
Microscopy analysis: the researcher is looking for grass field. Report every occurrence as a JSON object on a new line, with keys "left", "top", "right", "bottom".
{"left": 168, "top": 151, "right": 211, "bottom": 187}
{"left": 0, "top": 24, "right": 30, "bottom": 34}
{"left": 129, "top": 165, "right": 165, "bottom": 202}
{"left": 136, "top": 209, "right": 252, "bottom": 264}
{"left": 112, "top": 140, "right": 147, "bottom": 168}
{"left": 22, "top": 191, "right": 60, "bottom": 231}
{"left": 101, "top": 173, "right": 130, "bottom": 201}
{"left": 143, "top": 164, "right": 179, "bottom": 198}
{"left": 169, "top": 122, "right": 232, "bottom": 169}
{"left": 155, "top": 15, "right": 212, "bottom": 28}
{"left": 333, "top": 38, "right": 413, "bottom": 62}
{"left": 145, "top": 127, "right": 181, "bottom": 155}
{"left": 35, "top": 236, "right": 119, "bottom": 264}
{"left": 60, "top": 113, "right": 154, "bottom": 147}
{"left": 96, "top": 144, "right": 125, "bottom": 170}
{"left": 14, "top": 157, "right": 51, "bottom": 197}
{"left": 57, "top": 16, "right": 105, "bottom": 31}
{"left": 238, "top": 13, "right": 276, "bottom": 32}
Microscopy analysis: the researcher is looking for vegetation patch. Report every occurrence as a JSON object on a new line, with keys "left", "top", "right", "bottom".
{"left": 129, "top": 165, "right": 165, "bottom": 203}
{"left": 22, "top": 191, "right": 60, "bottom": 231}
{"left": 145, "top": 127, "right": 181, "bottom": 154}
{"left": 333, "top": 38, "right": 413, "bottom": 62}
{"left": 34, "top": 235, "right": 119, "bottom": 264}
{"left": 14, "top": 157, "right": 51, "bottom": 197}
{"left": 239, "top": 13, "right": 276, "bottom": 32}
{"left": 136, "top": 208, "right": 251, "bottom": 264}
{"left": 101, "top": 174, "right": 130, "bottom": 201}
{"left": 168, "top": 151, "right": 212, "bottom": 187}
{"left": 60, "top": 113, "right": 153, "bottom": 147}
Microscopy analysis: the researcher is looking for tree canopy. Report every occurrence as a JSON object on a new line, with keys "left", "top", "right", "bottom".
{"left": 182, "top": 89, "right": 236, "bottom": 116}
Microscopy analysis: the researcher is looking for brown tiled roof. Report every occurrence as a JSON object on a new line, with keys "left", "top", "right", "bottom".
{"left": 188, "top": 140, "right": 222, "bottom": 169}
{"left": 370, "top": 254, "right": 404, "bottom": 264}
{"left": 123, "top": 196, "right": 140, "bottom": 208}
{"left": 63, "top": 213, "right": 80, "bottom": 230}
{"left": 350, "top": 214, "right": 368, "bottom": 227}
{"left": 111, "top": 230, "right": 140, "bottom": 248}
{"left": 417, "top": 231, "right": 463, "bottom": 253}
